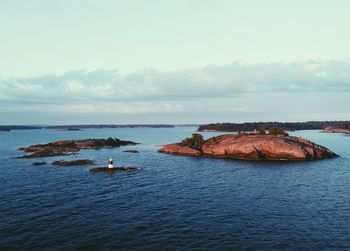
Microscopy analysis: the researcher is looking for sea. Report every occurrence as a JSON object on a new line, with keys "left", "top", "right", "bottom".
{"left": 0, "top": 127, "right": 349, "bottom": 250}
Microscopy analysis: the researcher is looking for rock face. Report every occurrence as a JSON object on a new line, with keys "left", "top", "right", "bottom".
{"left": 52, "top": 159, "right": 95, "bottom": 166}
{"left": 322, "top": 126, "right": 350, "bottom": 134}
{"left": 159, "top": 144, "right": 201, "bottom": 156}
{"left": 89, "top": 167, "right": 137, "bottom": 173}
{"left": 159, "top": 134, "right": 338, "bottom": 161}
{"left": 17, "top": 138, "right": 138, "bottom": 158}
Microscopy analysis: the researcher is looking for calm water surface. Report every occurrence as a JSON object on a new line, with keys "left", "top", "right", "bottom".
{"left": 1, "top": 127, "right": 349, "bottom": 250}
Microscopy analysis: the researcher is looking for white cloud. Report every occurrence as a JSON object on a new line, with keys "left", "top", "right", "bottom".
{"left": 0, "top": 59, "right": 349, "bottom": 115}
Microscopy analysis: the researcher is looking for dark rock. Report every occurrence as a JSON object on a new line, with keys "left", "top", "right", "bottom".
{"left": 89, "top": 167, "right": 137, "bottom": 173}
{"left": 123, "top": 150, "right": 139, "bottom": 153}
{"left": 52, "top": 159, "right": 95, "bottom": 166}
{"left": 32, "top": 162, "right": 46, "bottom": 166}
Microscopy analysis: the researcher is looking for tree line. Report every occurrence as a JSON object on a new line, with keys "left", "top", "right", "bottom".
{"left": 198, "top": 121, "right": 350, "bottom": 132}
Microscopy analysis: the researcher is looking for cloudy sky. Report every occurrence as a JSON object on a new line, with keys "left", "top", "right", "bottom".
{"left": 1, "top": 0, "right": 349, "bottom": 124}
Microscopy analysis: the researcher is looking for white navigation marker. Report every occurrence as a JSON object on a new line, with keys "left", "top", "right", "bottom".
{"left": 108, "top": 158, "right": 114, "bottom": 169}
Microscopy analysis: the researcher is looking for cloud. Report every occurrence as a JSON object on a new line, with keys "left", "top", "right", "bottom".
{"left": 0, "top": 59, "right": 350, "bottom": 115}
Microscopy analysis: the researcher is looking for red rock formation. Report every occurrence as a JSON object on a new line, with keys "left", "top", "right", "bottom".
{"left": 159, "top": 134, "right": 338, "bottom": 161}
{"left": 159, "top": 144, "right": 201, "bottom": 156}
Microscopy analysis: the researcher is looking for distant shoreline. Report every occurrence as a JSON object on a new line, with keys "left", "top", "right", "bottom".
{"left": 0, "top": 124, "right": 177, "bottom": 131}
{"left": 1, "top": 121, "right": 350, "bottom": 132}
{"left": 197, "top": 121, "right": 350, "bottom": 132}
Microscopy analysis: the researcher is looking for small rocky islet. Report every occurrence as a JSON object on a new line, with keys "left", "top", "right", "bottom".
{"left": 123, "top": 150, "right": 139, "bottom": 153}
{"left": 52, "top": 159, "right": 95, "bottom": 166}
{"left": 159, "top": 132, "right": 338, "bottom": 161}
{"left": 32, "top": 162, "right": 47, "bottom": 166}
{"left": 89, "top": 167, "right": 137, "bottom": 173}
{"left": 17, "top": 137, "right": 138, "bottom": 158}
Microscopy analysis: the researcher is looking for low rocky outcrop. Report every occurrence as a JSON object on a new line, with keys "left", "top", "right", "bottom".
{"left": 159, "top": 134, "right": 338, "bottom": 161}
{"left": 89, "top": 167, "right": 137, "bottom": 173}
{"left": 16, "top": 137, "right": 138, "bottom": 158}
{"left": 123, "top": 150, "right": 139, "bottom": 153}
{"left": 322, "top": 126, "right": 350, "bottom": 134}
{"left": 32, "top": 162, "right": 46, "bottom": 166}
{"left": 52, "top": 159, "right": 95, "bottom": 166}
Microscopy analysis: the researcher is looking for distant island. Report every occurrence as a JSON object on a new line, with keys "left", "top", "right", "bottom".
{"left": 0, "top": 126, "right": 40, "bottom": 131}
{"left": 0, "top": 124, "right": 175, "bottom": 131}
{"left": 198, "top": 121, "right": 350, "bottom": 132}
{"left": 159, "top": 131, "right": 338, "bottom": 161}
{"left": 45, "top": 124, "right": 175, "bottom": 130}
{"left": 322, "top": 126, "right": 350, "bottom": 134}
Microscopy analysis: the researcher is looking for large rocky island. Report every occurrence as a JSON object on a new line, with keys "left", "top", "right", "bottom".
{"left": 159, "top": 133, "right": 338, "bottom": 161}
{"left": 17, "top": 137, "right": 137, "bottom": 158}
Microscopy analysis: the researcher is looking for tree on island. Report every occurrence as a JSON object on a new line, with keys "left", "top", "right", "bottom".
{"left": 180, "top": 133, "right": 205, "bottom": 151}
{"left": 258, "top": 128, "right": 266, "bottom": 135}
{"left": 269, "top": 127, "right": 289, "bottom": 136}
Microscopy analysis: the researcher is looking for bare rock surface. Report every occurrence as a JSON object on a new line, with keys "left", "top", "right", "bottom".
{"left": 159, "top": 134, "right": 338, "bottom": 161}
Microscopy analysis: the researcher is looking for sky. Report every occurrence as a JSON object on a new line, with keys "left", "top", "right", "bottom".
{"left": 0, "top": 0, "right": 349, "bottom": 124}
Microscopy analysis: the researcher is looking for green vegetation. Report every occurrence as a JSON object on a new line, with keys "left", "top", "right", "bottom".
{"left": 180, "top": 133, "right": 205, "bottom": 151}
{"left": 61, "top": 142, "right": 77, "bottom": 148}
{"left": 258, "top": 128, "right": 266, "bottom": 135}
{"left": 198, "top": 121, "right": 350, "bottom": 132}
{"left": 337, "top": 122, "right": 350, "bottom": 130}
{"left": 269, "top": 127, "right": 289, "bottom": 136}
{"left": 106, "top": 137, "right": 121, "bottom": 146}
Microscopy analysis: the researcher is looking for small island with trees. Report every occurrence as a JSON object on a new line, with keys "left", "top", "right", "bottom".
{"left": 159, "top": 127, "right": 338, "bottom": 161}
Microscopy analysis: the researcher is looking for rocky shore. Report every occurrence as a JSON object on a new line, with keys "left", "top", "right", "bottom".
{"left": 159, "top": 134, "right": 338, "bottom": 161}
{"left": 17, "top": 137, "right": 138, "bottom": 158}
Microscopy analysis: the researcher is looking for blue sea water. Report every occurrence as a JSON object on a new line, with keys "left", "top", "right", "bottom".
{"left": 0, "top": 127, "right": 350, "bottom": 250}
